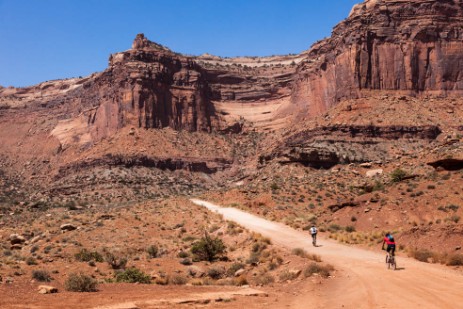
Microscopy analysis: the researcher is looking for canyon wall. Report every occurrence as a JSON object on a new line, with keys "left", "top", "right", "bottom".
{"left": 290, "top": 0, "right": 463, "bottom": 116}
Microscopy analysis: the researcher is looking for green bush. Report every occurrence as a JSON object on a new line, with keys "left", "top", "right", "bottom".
{"left": 115, "top": 267, "right": 151, "bottom": 284}
{"left": 65, "top": 273, "right": 98, "bottom": 292}
{"left": 191, "top": 233, "right": 226, "bottom": 262}
{"left": 391, "top": 169, "right": 407, "bottom": 183}
{"left": 75, "top": 249, "right": 104, "bottom": 263}
{"left": 32, "top": 270, "right": 52, "bottom": 282}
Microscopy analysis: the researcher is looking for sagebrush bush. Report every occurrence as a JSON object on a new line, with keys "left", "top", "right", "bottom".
{"left": 65, "top": 273, "right": 97, "bottom": 292}
{"left": 115, "top": 267, "right": 151, "bottom": 284}
{"left": 32, "top": 270, "right": 52, "bottom": 282}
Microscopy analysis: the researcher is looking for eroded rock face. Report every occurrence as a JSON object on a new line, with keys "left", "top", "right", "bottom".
{"left": 3, "top": 1, "right": 463, "bottom": 141}
{"left": 86, "top": 39, "right": 214, "bottom": 139}
{"left": 271, "top": 125, "right": 441, "bottom": 168}
{"left": 290, "top": 0, "right": 463, "bottom": 116}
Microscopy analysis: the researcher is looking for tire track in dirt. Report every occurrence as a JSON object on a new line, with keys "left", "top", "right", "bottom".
{"left": 191, "top": 199, "right": 463, "bottom": 309}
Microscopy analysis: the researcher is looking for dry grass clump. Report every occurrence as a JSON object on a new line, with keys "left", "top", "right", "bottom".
{"left": 170, "top": 274, "right": 188, "bottom": 285}
{"left": 303, "top": 263, "right": 334, "bottom": 278}
{"left": 408, "top": 248, "right": 436, "bottom": 263}
{"left": 446, "top": 253, "right": 463, "bottom": 266}
{"left": 291, "top": 248, "right": 321, "bottom": 262}
{"left": 253, "top": 273, "right": 274, "bottom": 286}
{"left": 278, "top": 269, "right": 300, "bottom": 281}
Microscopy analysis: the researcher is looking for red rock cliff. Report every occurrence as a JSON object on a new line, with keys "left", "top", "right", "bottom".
{"left": 291, "top": 0, "right": 463, "bottom": 116}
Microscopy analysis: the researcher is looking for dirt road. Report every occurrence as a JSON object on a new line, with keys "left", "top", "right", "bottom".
{"left": 191, "top": 199, "right": 463, "bottom": 309}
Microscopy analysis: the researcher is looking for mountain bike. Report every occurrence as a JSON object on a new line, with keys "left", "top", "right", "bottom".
{"left": 386, "top": 252, "right": 396, "bottom": 270}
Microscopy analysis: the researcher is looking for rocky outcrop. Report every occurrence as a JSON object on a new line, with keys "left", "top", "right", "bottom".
{"left": 3, "top": 1, "right": 463, "bottom": 139}
{"left": 428, "top": 158, "right": 463, "bottom": 171}
{"left": 290, "top": 0, "right": 463, "bottom": 116}
{"left": 85, "top": 35, "right": 215, "bottom": 139}
{"left": 56, "top": 154, "right": 231, "bottom": 177}
{"left": 272, "top": 125, "right": 441, "bottom": 168}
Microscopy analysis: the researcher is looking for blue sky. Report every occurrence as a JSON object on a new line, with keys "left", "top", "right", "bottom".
{"left": 0, "top": 0, "right": 360, "bottom": 87}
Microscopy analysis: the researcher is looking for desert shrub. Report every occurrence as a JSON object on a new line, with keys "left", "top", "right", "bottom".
{"left": 304, "top": 263, "right": 334, "bottom": 278}
{"left": 252, "top": 242, "right": 267, "bottom": 253}
{"left": 391, "top": 168, "right": 407, "bottom": 183}
{"left": 207, "top": 266, "right": 225, "bottom": 279}
{"left": 227, "top": 262, "right": 245, "bottom": 276}
{"left": 146, "top": 245, "right": 159, "bottom": 259}
{"left": 307, "top": 253, "right": 322, "bottom": 262}
{"left": 246, "top": 252, "right": 260, "bottom": 265}
{"left": 279, "top": 270, "right": 299, "bottom": 281}
{"left": 446, "top": 254, "right": 463, "bottom": 266}
{"left": 328, "top": 224, "right": 342, "bottom": 232}
{"left": 409, "top": 249, "right": 433, "bottom": 263}
{"left": 345, "top": 226, "right": 356, "bottom": 233}
{"left": 447, "top": 204, "right": 459, "bottom": 212}
{"left": 32, "top": 270, "right": 52, "bottom": 282}
{"left": 191, "top": 233, "right": 226, "bottom": 262}
{"left": 26, "top": 257, "right": 38, "bottom": 265}
{"left": 254, "top": 273, "right": 274, "bottom": 286}
{"left": 154, "top": 277, "right": 169, "bottom": 285}
{"left": 75, "top": 249, "right": 104, "bottom": 263}
{"left": 179, "top": 258, "right": 192, "bottom": 266}
{"left": 291, "top": 248, "right": 307, "bottom": 257}
{"left": 115, "top": 267, "right": 151, "bottom": 284}
{"left": 234, "top": 276, "right": 248, "bottom": 286}
{"left": 65, "top": 273, "right": 98, "bottom": 292}
{"left": 104, "top": 252, "right": 128, "bottom": 270}
{"left": 178, "top": 251, "right": 189, "bottom": 258}
{"left": 170, "top": 274, "right": 188, "bottom": 285}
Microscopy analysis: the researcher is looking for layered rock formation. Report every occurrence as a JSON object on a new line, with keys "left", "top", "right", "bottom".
{"left": 290, "top": 0, "right": 463, "bottom": 116}
{"left": 2, "top": 0, "right": 463, "bottom": 140}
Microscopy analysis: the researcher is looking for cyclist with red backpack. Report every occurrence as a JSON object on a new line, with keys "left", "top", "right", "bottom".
{"left": 382, "top": 232, "right": 396, "bottom": 256}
